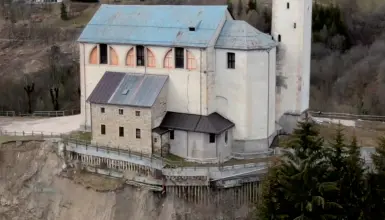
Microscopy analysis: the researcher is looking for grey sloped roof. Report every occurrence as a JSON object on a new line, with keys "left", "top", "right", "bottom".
{"left": 215, "top": 20, "right": 277, "bottom": 50}
{"left": 159, "top": 111, "right": 234, "bottom": 134}
{"left": 87, "top": 72, "right": 168, "bottom": 108}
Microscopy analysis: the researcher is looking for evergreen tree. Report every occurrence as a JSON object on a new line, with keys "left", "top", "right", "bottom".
{"left": 323, "top": 124, "right": 348, "bottom": 218}
{"left": 340, "top": 135, "right": 366, "bottom": 220}
{"left": 258, "top": 115, "right": 342, "bottom": 219}
{"left": 60, "top": 2, "right": 68, "bottom": 21}
{"left": 256, "top": 162, "right": 285, "bottom": 220}
{"left": 362, "top": 138, "right": 385, "bottom": 220}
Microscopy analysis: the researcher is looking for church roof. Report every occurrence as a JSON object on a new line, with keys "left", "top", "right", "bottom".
{"left": 87, "top": 71, "right": 168, "bottom": 108}
{"left": 215, "top": 20, "right": 277, "bottom": 50}
{"left": 159, "top": 112, "right": 234, "bottom": 134}
{"left": 78, "top": 4, "right": 227, "bottom": 48}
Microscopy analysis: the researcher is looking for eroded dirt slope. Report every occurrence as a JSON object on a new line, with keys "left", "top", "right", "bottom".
{"left": 0, "top": 141, "right": 252, "bottom": 220}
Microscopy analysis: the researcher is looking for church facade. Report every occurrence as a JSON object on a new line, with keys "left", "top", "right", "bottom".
{"left": 78, "top": 1, "right": 312, "bottom": 163}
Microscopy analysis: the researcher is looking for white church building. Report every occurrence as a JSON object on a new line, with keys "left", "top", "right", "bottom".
{"left": 78, "top": 1, "right": 312, "bottom": 163}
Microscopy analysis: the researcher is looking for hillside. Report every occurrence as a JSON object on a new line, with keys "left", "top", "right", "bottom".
{"left": 0, "top": 0, "right": 384, "bottom": 114}
{"left": 0, "top": 140, "right": 253, "bottom": 220}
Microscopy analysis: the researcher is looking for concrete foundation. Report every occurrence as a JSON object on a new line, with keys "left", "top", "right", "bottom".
{"left": 232, "top": 131, "right": 277, "bottom": 157}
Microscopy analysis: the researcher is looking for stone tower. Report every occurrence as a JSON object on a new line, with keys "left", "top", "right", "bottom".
{"left": 271, "top": 0, "right": 313, "bottom": 121}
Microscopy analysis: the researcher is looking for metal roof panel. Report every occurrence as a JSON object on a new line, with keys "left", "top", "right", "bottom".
{"left": 215, "top": 20, "right": 278, "bottom": 50}
{"left": 88, "top": 72, "right": 168, "bottom": 108}
{"left": 78, "top": 4, "right": 227, "bottom": 48}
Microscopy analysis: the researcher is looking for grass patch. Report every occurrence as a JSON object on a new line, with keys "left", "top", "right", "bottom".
{"left": 67, "top": 131, "right": 92, "bottom": 142}
{"left": 316, "top": 123, "right": 383, "bottom": 148}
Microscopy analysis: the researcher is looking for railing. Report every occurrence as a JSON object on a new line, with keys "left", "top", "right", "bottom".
{"left": 0, "top": 109, "right": 80, "bottom": 117}
{"left": 0, "top": 111, "right": 16, "bottom": 117}
{"left": 309, "top": 111, "right": 385, "bottom": 122}
{"left": 0, "top": 130, "right": 272, "bottom": 170}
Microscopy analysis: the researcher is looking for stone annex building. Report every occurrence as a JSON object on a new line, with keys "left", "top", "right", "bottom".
{"left": 78, "top": 0, "right": 312, "bottom": 163}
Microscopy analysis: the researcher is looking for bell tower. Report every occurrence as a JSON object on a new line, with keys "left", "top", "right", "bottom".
{"left": 271, "top": 0, "right": 313, "bottom": 119}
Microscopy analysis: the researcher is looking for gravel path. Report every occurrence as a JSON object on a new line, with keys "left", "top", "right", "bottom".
{"left": 0, "top": 115, "right": 81, "bottom": 134}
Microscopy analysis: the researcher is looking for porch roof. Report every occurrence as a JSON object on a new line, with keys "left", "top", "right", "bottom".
{"left": 159, "top": 111, "right": 234, "bottom": 135}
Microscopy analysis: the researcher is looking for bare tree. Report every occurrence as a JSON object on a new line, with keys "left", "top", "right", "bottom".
{"left": 23, "top": 77, "right": 35, "bottom": 114}
{"left": 48, "top": 45, "right": 62, "bottom": 111}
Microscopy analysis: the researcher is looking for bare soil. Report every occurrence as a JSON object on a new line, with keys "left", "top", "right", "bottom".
{"left": 0, "top": 140, "right": 253, "bottom": 220}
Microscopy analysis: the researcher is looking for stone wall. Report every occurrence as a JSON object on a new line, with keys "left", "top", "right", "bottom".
{"left": 91, "top": 104, "right": 152, "bottom": 154}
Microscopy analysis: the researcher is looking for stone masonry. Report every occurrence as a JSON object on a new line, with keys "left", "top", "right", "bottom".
{"left": 90, "top": 84, "right": 167, "bottom": 154}
{"left": 91, "top": 103, "right": 153, "bottom": 154}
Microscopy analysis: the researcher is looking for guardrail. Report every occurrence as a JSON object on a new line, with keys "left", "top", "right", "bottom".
{"left": 0, "top": 109, "right": 80, "bottom": 117}
{"left": 309, "top": 111, "right": 385, "bottom": 122}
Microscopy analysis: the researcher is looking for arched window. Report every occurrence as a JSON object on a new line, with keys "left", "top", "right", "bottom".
{"left": 186, "top": 50, "right": 196, "bottom": 70}
{"left": 163, "top": 49, "right": 173, "bottom": 69}
{"left": 109, "top": 47, "right": 119, "bottom": 65}
{"left": 146, "top": 48, "right": 156, "bottom": 67}
{"left": 126, "top": 48, "right": 135, "bottom": 67}
{"left": 89, "top": 46, "right": 98, "bottom": 64}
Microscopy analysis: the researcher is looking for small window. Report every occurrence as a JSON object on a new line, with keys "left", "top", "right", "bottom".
{"left": 154, "top": 137, "right": 158, "bottom": 143}
{"left": 225, "top": 131, "right": 228, "bottom": 144}
{"left": 175, "top": 47, "right": 184, "bottom": 69}
{"left": 294, "top": 23, "right": 296, "bottom": 28}
{"left": 135, "top": 111, "right": 140, "bottom": 116}
{"left": 136, "top": 45, "right": 145, "bottom": 66}
{"left": 119, "top": 127, "right": 124, "bottom": 137}
{"left": 119, "top": 109, "right": 123, "bottom": 115}
{"left": 136, "top": 129, "right": 141, "bottom": 139}
{"left": 209, "top": 133, "right": 215, "bottom": 143}
{"left": 99, "top": 44, "right": 108, "bottom": 64}
{"left": 227, "top": 52, "right": 235, "bottom": 69}
{"left": 189, "top": 27, "right": 195, "bottom": 31}
{"left": 100, "top": 107, "right": 105, "bottom": 113}
{"left": 101, "top": 124, "right": 106, "bottom": 135}
{"left": 170, "top": 130, "right": 174, "bottom": 140}
{"left": 287, "top": 2, "right": 289, "bottom": 9}
{"left": 278, "top": 34, "right": 281, "bottom": 42}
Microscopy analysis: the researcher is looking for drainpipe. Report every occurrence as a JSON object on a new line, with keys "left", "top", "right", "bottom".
{"left": 144, "top": 46, "right": 147, "bottom": 74}
{"left": 266, "top": 49, "right": 271, "bottom": 148}
{"left": 83, "top": 43, "right": 87, "bottom": 130}
{"left": 200, "top": 49, "right": 203, "bottom": 115}
{"left": 205, "top": 48, "right": 209, "bottom": 115}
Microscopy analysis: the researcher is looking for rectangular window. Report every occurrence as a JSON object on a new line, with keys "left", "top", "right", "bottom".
{"left": 209, "top": 133, "right": 215, "bottom": 143}
{"left": 154, "top": 137, "right": 158, "bottom": 143}
{"left": 100, "top": 107, "right": 105, "bottom": 113}
{"left": 101, "top": 124, "right": 106, "bottom": 135}
{"left": 170, "top": 130, "right": 174, "bottom": 140}
{"left": 225, "top": 131, "right": 228, "bottom": 144}
{"left": 227, "top": 52, "right": 235, "bottom": 69}
{"left": 119, "top": 109, "right": 123, "bottom": 115}
{"left": 99, "top": 44, "right": 108, "bottom": 64}
{"left": 294, "top": 23, "right": 296, "bottom": 29}
{"left": 119, "top": 127, "right": 124, "bottom": 137}
{"left": 136, "top": 129, "right": 141, "bottom": 139}
{"left": 287, "top": 2, "right": 290, "bottom": 9}
{"left": 135, "top": 111, "right": 140, "bottom": 116}
{"left": 136, "top": 45, "right": 145, "bottom": 66}
{"left": 175, "top": 47, "right": 184, "bottom": 69}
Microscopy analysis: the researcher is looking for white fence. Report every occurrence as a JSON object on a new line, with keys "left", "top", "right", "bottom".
{"left": 309, "top": 111, "right": 385, "bottom": 122}
{"left": 0, "top": 109, "right": 80, "bottom": 117}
